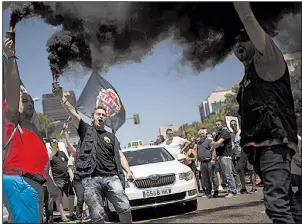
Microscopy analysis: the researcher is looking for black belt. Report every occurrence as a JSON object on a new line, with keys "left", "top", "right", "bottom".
{"left": 22, "top": 173, "right": 46, "bottom": 185}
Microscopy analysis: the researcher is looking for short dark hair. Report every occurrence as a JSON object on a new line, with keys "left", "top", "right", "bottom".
{"left": 166, "top": 128, "right": 173, "bottom": 133}
{"left": 230, "top": 119, "right": 237, "bottom": 124}
{"left": 91, "top": 105, "right": 107, "bottom": 117}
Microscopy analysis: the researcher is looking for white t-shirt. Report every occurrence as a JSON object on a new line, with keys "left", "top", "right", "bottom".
{"left": 163, "top": 137, "right": 186, "bottom": 158}
{"left": 68, "top": 154, "right": 75, "bottom": 167}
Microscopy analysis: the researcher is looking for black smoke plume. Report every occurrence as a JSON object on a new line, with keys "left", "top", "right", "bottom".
{"left": 276, "top": 13, "right": 301, "bottom": 53}
{"left": 9, "top": 2, "right": 301, "bottom": 76}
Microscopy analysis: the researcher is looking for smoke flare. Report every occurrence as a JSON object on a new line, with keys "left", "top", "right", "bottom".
{"left": 9, "top": 2, "right": 301, "bottom": 76}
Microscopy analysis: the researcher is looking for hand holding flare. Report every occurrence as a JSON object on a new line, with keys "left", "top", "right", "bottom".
{"left": 6, "top": 26, "right": 15, "bottom": 43}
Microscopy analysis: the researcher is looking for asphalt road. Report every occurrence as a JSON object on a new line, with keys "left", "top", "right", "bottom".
{"left": 3, "top": 186, "right": 271, "bottom": 223}
{"left": 133, "top": 186, "right": 270, "bottom": 223}
{"left": 53, "top": 186, "right": 269, "bottom": 223}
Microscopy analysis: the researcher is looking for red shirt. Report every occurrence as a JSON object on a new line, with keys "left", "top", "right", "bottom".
{"left": 3, "top": 102, "right": 49, "bottom": 178}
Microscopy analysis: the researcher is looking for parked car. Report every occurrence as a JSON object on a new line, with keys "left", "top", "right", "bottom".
{"left": 105, "top": 145, "right": 198, "bottom": 221}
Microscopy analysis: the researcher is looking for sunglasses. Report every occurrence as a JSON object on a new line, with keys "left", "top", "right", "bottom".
{"left": 50, "top": 140, "right": 58, "bottom": 146}
{"left": 167, "top": 133, "right": 173, "bottom": 135}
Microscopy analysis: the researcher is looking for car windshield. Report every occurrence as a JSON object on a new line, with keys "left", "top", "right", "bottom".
{"left": 123, "top": 147, "right": 174, "bottom": 166}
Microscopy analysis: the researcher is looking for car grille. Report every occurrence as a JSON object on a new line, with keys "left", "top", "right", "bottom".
{"left": 134, "top": 174, "right": 176, "bottom": 189}
{"left": 130, "top": 192, "right": 186, "bottom": 207}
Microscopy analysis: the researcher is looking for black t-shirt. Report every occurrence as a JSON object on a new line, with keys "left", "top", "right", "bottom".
{"left": 50, "top": 151, "right": 69, "bottom": 181}
{"left": 77, "top": 119, "right": 120, "bottom": 176}
{"left": 214, "top": 129, "right": 232, "bottom": 157}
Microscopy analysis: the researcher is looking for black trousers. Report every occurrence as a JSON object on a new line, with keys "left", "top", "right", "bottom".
{"left": 245, "top": 144, "right": 301, "bottom": 223}
{"left": 73, "top": 180, "right": 85, "bottom": 219}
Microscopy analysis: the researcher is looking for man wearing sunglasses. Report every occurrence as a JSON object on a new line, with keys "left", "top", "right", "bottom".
{"left": 163, "top": 128, "right": 191, "bottom": 159}
{"left": 233, "top": 2, "right": 300, "bottom": 223}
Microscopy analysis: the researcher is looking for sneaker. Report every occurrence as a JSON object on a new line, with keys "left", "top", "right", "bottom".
{"left": 198, "top": 192, "right": 206, "bottom": 197}
{"left": 218, "top": 186, "right": 223, "bottom": 191}
{"left": 225, "top": 193, "right": 237, "bottom": 198}
{"left": 206, "top": 194, "right": 213, "bottom": 199}
{"left": 240, "top": 188, "right": 249, "bottom": 194}
{"left": 68, "top": 213, "right": 77, "bottom": 220}
{"left": 213, "top": 191, "right": 219, "bottom": 197}
{"left": 250, "top": 188, "right": 258, "bottom": 193}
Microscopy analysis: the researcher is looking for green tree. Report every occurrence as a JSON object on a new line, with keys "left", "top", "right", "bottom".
{"left": 36, "top": 113, "right": 59, "bottom": 138}
{"left": 222, "top": 83, "right": 239, "bottom": 117}
{"left": 54, "top": 132, "right": 64, "bottom": 140}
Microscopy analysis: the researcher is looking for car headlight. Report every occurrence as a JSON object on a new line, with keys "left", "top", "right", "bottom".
{"left": 179, "top": 171, "right": 194, "bottom": 181}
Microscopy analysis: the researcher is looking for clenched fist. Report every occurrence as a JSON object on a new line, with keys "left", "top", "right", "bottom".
{"left": 52, "top": 85, "right": 64, "bottom": 100}
{"left": 3, "top": 38, "right": 15, "bottom": 58}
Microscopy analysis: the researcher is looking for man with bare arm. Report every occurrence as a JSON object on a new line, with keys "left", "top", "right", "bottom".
{"left": 233, "top": 2, "right": 301, "bottom": 223}
{"left": 3, "top": 37, "right": 49, "bottom": 223}
{"left": 52, "top": 86, "right": 135, "bottom": 223}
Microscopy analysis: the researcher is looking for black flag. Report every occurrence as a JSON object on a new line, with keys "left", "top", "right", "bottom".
{"left": 77, "top": 72, "right": 126, "bottom": 133}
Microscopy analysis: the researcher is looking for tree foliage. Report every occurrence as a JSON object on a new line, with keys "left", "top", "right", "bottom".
{"left": 36, "top": 112, "right": 59, "bottom": 138}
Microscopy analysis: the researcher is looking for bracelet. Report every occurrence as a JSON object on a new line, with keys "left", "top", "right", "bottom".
{"left": 8, "top": 55, "right": 18, "bottom": 60}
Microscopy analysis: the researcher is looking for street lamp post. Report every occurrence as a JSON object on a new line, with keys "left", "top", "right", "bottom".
{"left": 45, "top": 120, "right": 60, "bottom": 138}
{"left": 33, "top": 97, "right": 40, "bottom": 102}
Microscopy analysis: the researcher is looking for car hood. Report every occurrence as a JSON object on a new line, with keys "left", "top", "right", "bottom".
{"left": 129, "top": 160, "right": 191, "bottom": 179}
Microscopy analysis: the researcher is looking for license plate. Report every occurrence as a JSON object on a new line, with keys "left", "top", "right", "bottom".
{"left": 142, "top": 188, "right": 172, "bottom": 198}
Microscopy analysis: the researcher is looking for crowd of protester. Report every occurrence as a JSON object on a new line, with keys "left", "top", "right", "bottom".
{"left": 3, "top": 2, "right": 301, "bottom": 223}
{"left": 151, "top": 120, "right": 261, "bottom": 199}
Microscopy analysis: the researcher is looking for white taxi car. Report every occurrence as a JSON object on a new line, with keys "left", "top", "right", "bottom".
{"left": 105, "top": 145, "right": 198, "bottom": 220}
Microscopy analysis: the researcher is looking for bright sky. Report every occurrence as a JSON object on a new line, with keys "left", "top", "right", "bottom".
{"left": 2, "top": 9, "right": 245, "bottom": 147}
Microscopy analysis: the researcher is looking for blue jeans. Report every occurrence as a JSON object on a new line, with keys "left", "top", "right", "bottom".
{"left": 82, "top": 175, "right": 131, "bottom": 223}
{"left": 200, "top": 160, "right": 219, "bottom": 195}
{"left": 217, "top": 156, "right": 237, "bottom": 194}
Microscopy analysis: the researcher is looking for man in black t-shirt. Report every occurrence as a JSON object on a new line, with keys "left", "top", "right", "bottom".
{"left": 52, "top": 85, "right": 134, "bottom": 223}
{"left": 211, "top": 120, "right": 237, "bottom": 198}
{"left": 49, "top": 139, "right": 75, "bottom": 222}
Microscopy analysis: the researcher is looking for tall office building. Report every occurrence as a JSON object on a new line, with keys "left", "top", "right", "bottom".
{"left": 42, "top": 91, "right": 79, "bottom": 142}
{"left": 198, "top": 86, "right": 232, "bottom": 123}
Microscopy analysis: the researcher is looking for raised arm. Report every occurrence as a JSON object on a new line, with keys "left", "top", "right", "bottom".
{"left": 63, "top": 122, "right": 77, "bottom": 154}
{"left": 53, "top": 87, "right": 80, "bottom": 129}
{"left": 233, "top": 2, "right": 266, "bottom": 54}
{"left": 3, "top": 38, "right": 21, "bottom": 117}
